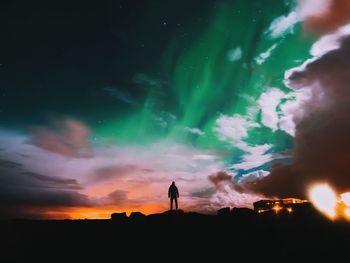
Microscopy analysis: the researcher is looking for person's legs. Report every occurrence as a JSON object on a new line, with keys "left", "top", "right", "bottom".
{"left": 175, "top": 197, "right": 178, "bottom": 210}
{"left": 170, "top": 197, "right": 173, "bottom": 210}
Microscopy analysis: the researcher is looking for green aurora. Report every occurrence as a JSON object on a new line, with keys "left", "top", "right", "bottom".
{"left": 96, "top": 0, "right": 314, "bottom": 174}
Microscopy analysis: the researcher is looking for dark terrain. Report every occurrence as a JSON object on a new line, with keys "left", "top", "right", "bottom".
{"left": 2, "top": 204, "right": 350, "bottom": 260}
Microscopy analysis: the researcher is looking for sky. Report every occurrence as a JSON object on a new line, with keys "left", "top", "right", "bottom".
{"left": 1, "top": 0, "right": 350, "bottom": 219}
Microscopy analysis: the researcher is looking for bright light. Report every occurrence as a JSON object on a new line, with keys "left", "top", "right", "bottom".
{"left": 286, "top": 207, "right": 293, "bottom": 213}
{"left": 308, "top": 184, "right": 337, "bottom": 218}
{"left": 272, "top": 205, "right": 282, "bottom": 214}
{"left": 341, "top": 193, "right": 350, "bottom": 206}
{"left": 345, "top": 208, "right": 350, "bottom": 218}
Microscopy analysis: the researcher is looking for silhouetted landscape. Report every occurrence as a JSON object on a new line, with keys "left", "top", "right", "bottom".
{"left": 2, "top": 203, "right": 350, "bottom": 260}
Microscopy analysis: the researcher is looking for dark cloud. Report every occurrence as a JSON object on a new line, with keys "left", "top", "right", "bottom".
{"left": 88, "top": 189, "right": 131, "bottom": 207}
{"left": 304, "top": 0, "right": 350, "bottom": 34}
{"left": 190, "top": 187, "right": 216, "bottom": 198}
{"left": 247, "top": 35, "right": 350, "bottom": 198}
{"left": 0, "top": 188, "right": 91, "bottom": 207}
{"left": 29, "top": 118, "right": 93, "bottom": 158}
{"left": 208, "top": 171, "right": 233, "bottom": 189}
{"left": 18, "top": 153, "right": 30, "bottom": 158}
{"left": 23, "top": 172, "right": 82, "bottom": 190}
{"left": 106, "top": 190, "right": 128, "bottom": 204}
{"left": 0, "top": 159, "right": 22, "bottom": 168}
{"left": 287, "top": 38, "right": 350, "bottom": 101}
{"left": 208, "top": 171, "right": 245, "bottom": 193}
{"left": 0, "top": 158, "right": 91, "bottom": 218}
{"left": 93, "top": 165, "right": 138, "bottom": 182}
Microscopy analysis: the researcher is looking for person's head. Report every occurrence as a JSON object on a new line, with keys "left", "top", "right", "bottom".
{"left": 172, "top": 181, "right": 175, "bottom": 185}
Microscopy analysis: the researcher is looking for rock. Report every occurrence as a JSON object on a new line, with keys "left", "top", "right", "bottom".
{"left": 231, "top": 207, "right": 255, "bottom": 218}
{"left": 110, "top": 212, "right": 128, "bottom": 222}
{"left": 129, "top": 211, "right": 146, "bottom": 220}
{"left": 217, "top": 207, "right": 231, "bottom": 216}
{"left": 163, "top": 209, "right": 184, "bottom": 215}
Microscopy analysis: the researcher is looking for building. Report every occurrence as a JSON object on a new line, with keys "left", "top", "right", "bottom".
{"left": 253, "top": 198, "right": 308, "bottom": 214}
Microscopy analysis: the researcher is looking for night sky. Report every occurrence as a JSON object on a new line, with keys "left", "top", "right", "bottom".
{"left": 2, "top": 0, "right": 350, "bottom": 219}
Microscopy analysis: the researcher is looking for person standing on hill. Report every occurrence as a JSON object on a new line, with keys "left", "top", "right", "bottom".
{"left": 168, "top": 181, "right": 179, "bottom": 210}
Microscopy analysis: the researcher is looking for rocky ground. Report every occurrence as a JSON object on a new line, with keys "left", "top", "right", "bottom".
{"left": 1, "top": 205, "right": 349, "bottom": 261}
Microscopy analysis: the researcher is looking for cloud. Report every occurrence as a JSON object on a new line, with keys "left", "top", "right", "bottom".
{"left": 152, "top": 111, "right": 177, "bottom": 128}
{"left": 268, "top": 11, "right": 299, "bottom": 38}
{"left": 214, "top": 109, "right": 279, "bottom": 172}
{"left": 209, "top": 186, "right": 262, "bottom": 209}
{"left": 0, "top": 130, "right": 228, "bottom": 217}
{"left": 184, "top": 127, "right": 204, "bottom": 136}
{"left": 213, "top": 108, "right": 284, "bottom": 176}
{"left": 310, "top": 25, "right": 350, "bottom": 57}
{"left": 304, "top": 0, "right": 350, "bottom": 34}
{"left": 297, "top": 0, "right": 331, "bottom": 18}
{"left": 104, "top": 86, "right": 136, "bottom": 105}
{"left": 227, "top": 47, "right": 242, "bottom": 62}
{"left": 258, "top": 88, "right": 285, "bottom": 131}
{"left": 29, "top": 118, "right": 93, "bottom": 158}
{"left": 214, "top": 114, "right": 259, "bottom": 142}
{"left": 267, "top": 0, "right": 330, "bottom": 38}
{"left": 246, "top": 31, "right": 350, "bottom": 199}
{"left": 132, "top": 73, "right": 166, "bottom": 90}
{"left": 231, "top": 142, "right": 273, "bottom": 171}
{"left": 0, "top": 157, "right": 92, "bottom": 219}
{"left": 208, "top": 171, "right": 263, "bottom": 209}
{"left": 261, "top": 29, "right": 350, "bottom": 138}
{"left": 0, "top": 159, "right": 22, "bottom": 168}
{"left": 255, "top": 44, "right": 278, "bottom": 65}
{"left": 190, "top": 187, "right": 216, "bottom": 198}
{"left": 106, "top": 190, "right": 128, "bottom": 203}
{"left": 208, "top": 171, "right": 233, "bottom": 189}
{"left": 92, "top": 165, "right": 138, "bottom": 182}
{"left": 23, "top": 172, "right": 82, "bottom": 190}
{"left": 92, "top": 189, "right": 129, "bottom": 206}
{"left": 257, "top": 87, "right": 312, "bottom": 136}
{"left": 259, "top": 46, "right": 332, "bottom": 138}
{"left": 278, "top": 90, "right": 312, "bottom": 136}
{"left": 238, "top": 170, "right": 269, "bottom": 184}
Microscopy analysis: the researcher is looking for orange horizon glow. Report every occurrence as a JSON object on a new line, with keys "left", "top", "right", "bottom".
{"left": 68, "top": 205, "right": 163, "bottom": 219}
{"left": 33, "top": 203, "right": 167, "bottom": 220}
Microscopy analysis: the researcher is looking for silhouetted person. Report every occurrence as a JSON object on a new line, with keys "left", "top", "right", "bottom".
{"left": 168, "top": 181, "right": 179, "bottom": 210}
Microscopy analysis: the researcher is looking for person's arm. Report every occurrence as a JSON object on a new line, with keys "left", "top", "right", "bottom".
{"left": 168, "top": 187, "right": 171, "bottom": 198}
{"left": 176, "top": 187, "right": 179, "bottom": 198}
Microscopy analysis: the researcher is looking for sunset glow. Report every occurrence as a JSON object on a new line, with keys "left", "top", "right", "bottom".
{"left": 67, "top": 205, "right": 164, "bottom": 219}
